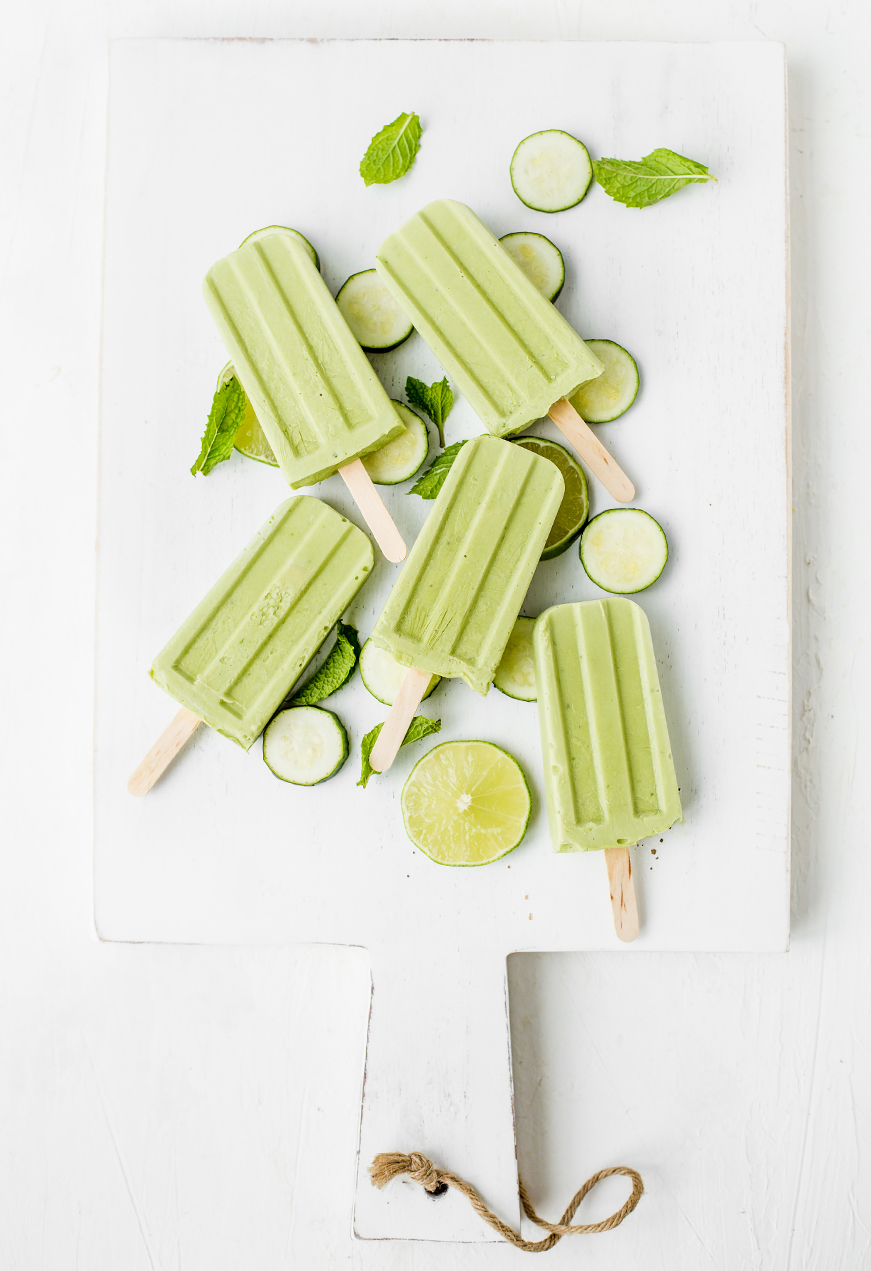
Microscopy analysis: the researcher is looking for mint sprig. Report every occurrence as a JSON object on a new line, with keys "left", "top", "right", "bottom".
{"left": 191, "top": 376, "right": 247, "bottom": 475}
{"left": 405, "top": 376, "right": 453, "bottom": 447}
{"left": 358, "top": 715, "right": 441, "bottom": 788}
{"left": 593, "top": 148, "right": 716, "bottom": 209}
{"left": 290, "top": 622, "right": 360, "bottom": 706}
{"left": 360, "top": 112, "right": 422, "bottom": 187}
{"left": 409, "top": 440, "right": 466, "bottom": 500}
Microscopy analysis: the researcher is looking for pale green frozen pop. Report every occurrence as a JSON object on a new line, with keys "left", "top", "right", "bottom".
{"left": 371, "top": 436, "right": 563, "bottom": 696}
{"left": 533, "top": 598, "right": 682, "bottom": 851}
{"left": 203, "top": 231, "right": 405, "bottom": 489}
{"left": 374, "top": 199, "right": 604, "bottom": 438}
{"left": 150, "top": 496, "right": 373, "bottom": 749}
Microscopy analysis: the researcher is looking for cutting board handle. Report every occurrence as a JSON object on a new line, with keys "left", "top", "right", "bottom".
{"left": 354, "top": 945, "right": 519, "bottom": 1242}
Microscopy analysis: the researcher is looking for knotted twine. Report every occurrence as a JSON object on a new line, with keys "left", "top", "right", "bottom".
{"left": 369, "top": 1151, "right": 643, "bottom": 1252}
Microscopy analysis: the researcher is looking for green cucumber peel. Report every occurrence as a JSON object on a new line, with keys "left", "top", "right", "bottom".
{"left": 191, "top": 376, "right": 247, "bottom": 475}
{"left": 290, "top": 621, "right": 360, "bottom": 705}
{"left": 360, "top": 112, "right": 422, "bottom": 186}
{"left": 358, "top": 715, "right": 441, "bottom": 788}
{"left": 594, "top": 149, "right": 716, "bottom": 209}
{"left": 405, "top": 376, "right": 453, "bottom": 447}
{"left": 409, "top": 439, "right": 467, "bottom": 499}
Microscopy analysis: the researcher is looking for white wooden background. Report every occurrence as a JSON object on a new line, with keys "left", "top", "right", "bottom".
{"left": 2, "top": 1, "right": 869, "bottom": 1268}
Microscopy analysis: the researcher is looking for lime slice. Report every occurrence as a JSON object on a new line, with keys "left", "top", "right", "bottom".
{"left": 514, "top": 437, "right": 588, "bottom": 559}
{"left": 493, "top": 616, "right": 537, "bottom": 701}
{"left": 239, "top": 225, "right": 320, "bottom": 271}
{"left": 401, "top": 741, "right": 531, "bottom": 866}
{"left": 216, "top": 363, "right": 278, "bottom": 466}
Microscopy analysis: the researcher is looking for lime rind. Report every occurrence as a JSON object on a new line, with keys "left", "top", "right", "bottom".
{"left": 401, "top": 741, "right": 531, "bottom": 866}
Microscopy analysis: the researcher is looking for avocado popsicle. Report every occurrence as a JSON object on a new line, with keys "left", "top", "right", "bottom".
{"left": 128, "top": 496, "right": 373, "bottom": 794}
{"left": 204, "top": 230, "right": 407, "bottom": 561}
{"left": 533, "top": 598, "right": 682, "bottom": 939}
{"left": 368, "top": 435, "right": 563, "bottom": 773}
{"left": 375, "top": 200, "right": 634, "bottom": 502}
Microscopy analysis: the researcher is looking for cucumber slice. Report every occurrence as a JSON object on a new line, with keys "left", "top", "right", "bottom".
{"left": 239, "top": 225, "right": 319, "bottom": 271}
{"left": 499, "top": 232, "right": 565, "bottom": 301}
{"left": 361, "top": 403, "right": 429, "bottom": 485}
{"left": 494, "top": 616, "right": 537, "bottom": 701}
{"left": 513, "top": 437, "right": 588, "bottom": 559}
{"left": 359, "top": 639, "right": 439, "bottom": 706}
{"left": 580, "top": 509, "right": 668, "bottom": 594}
{"left": 510, "top": 131, "right": 593, "bottom": 213}
{"left": 336, "top": 268, "right": 414, "bottom": 352}
{"left": 216, "top": 362, "right": 279, "bottom": 466}
{"left": 569, "top": 340, "right": 639, "bottom": 423}
{"left": 263, "top": 706, "right": 348, "bottom": 785}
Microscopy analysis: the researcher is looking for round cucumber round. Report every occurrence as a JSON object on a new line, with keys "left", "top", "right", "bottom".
{"left": 359, "top": 640, "right": 439, "bottom": 706}
{"left": 494, "top": 616, "right": 537, "bottom": 701}
{"left": 239, "top": 225, "right": 319, "bottom": 271}
{"left": 510, "top": 131, "right": 593, "bottom": 213}
{"left": 336, "top": 268, "right": 414, "bottom": 352}
{"left": 499, "top": 232, "right": 565, "bottom": 301}
{"left": 569, "top": 340, "right": 639, "bottom": 423}
{"left": 513, "top": 437, "right": 588, "bottom": 559}
{"left": 361, "top": 403, "right": 429, "bottom": 485}
{"left": 216, "top": 362, "right": 279, "bottom": 466}
{"left": 580, "top": 509, "right": 668, "bottom": 594}
{"left": 263, "top": 706, "right": 348, "bottom": 785}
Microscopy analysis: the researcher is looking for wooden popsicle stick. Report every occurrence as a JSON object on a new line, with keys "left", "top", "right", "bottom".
{"left": 127, "top": 707, "right": 201, "bottom": 797}
{"left": 604, "top": 847, "right": 639, "bottom": 942}
{"left": 340, "top": 458, "right": 407, "bottom": 563}
{"left": 548, "top": 397, "right": 635, "bottom": 503}
{"left": 369, "top": 667, "right": 432, "bottom": 775}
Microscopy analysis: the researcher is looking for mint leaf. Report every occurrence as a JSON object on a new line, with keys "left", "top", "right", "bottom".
{"left": 358, "top": 715, "right": 441, "bottom": 788}
{"left": 405, "top": 376, "right": 453, "bottom": 446}
{"left": 360, "top": 112, "right": 422, "bottom": 187}
{"left": 409, "top": 440, "right": 466, "bottom": 500}
{"left": 291, "top": 622, "right": 360, "bottom": 705}
{"left": 191, "top": 377, "right": 247, "bottom": 475}
{"left": 593, "top": 148, "right": 716, "bottom": 209}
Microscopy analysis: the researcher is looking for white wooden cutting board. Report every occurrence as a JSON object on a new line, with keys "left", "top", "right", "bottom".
{"left": 95, "top": 39, "right": 789, "bottom": 1242}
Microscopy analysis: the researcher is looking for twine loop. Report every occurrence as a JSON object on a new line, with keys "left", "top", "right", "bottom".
{"left": 369, "top": 1151, "right": 644, "bottom": 1252}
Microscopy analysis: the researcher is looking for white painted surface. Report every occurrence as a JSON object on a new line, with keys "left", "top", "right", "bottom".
{"left": 94, "top": 39, "right": 789, "bottom": 1241}
{"left": 2, "top": 1, "right": 870, "bottom": 1267}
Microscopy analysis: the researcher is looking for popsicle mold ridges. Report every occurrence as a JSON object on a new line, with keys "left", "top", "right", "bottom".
{"left": 150, "top": 496, "right": 374, "bottom": 748}
{"left": 375, "top": 199, "right": 603, "bottom": 437}
{"left": 371, "top": 435, "right": 564, "bottom": 695}
{"left": 533, "top": 599, "right": 682, "bottom": 851}
{"left": 204, "top": 233, "right": 404, "bottom": 488}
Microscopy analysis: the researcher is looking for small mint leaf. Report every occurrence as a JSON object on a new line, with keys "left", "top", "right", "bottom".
{"left": 360, "top": 112, "right": 422, "bottom": 187}
{"left": 593, "top": 148, "right": 715, "bottom": 209}
{"left": 191, "top": 377, "right": 247, "bottom": 475}
{"left": 358, "top": 715, "right": 441, "bottom": 788}
{"left": 409, "top": 440, "right": 466, "bottom": 500}
{"left": 405, "top": 376, "right": 453, "bottom": 446}
{"left": 290, "top": 621, "right": 360, "bottom": 706}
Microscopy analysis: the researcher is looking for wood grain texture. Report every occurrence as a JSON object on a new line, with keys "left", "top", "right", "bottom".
{"left": 127, "top": 707, "right": 201, "bottom": 796}
{"left": 605, "top": 848, "right": 639, "bottom": 942}
{"left": 339, "top": 458, "right": 407, "bottom": 562}
{"left": 548, "top": 398, "right": 635, "bottom": 502}
{"left": 92, "top": 38, "right": 791, "bottom": 1245}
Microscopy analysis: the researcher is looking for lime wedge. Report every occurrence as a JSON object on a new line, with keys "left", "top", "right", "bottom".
{"left": 216, "top": 363, "right": 278, "bottom": 467}
{"left": 514, "top": 437, "right": 588, "bottom": 559}
{"left": 401, "top": 741, "right": 531, "bottom": 866}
